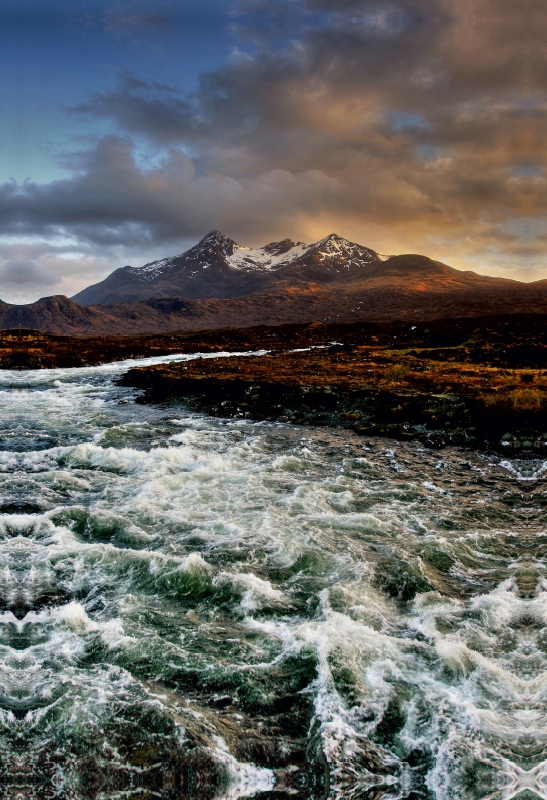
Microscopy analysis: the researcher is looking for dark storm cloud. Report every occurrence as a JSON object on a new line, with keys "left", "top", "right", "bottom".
{"left": 71, "top": 77, "right": 197, "bottom": 147}
{"left": 0, "top": 137, "right": 341, "bottom": 246}
{"left": 1, "top": 0, "right": 546, "bottom": 286}
{"left": 73, "top": 0, "right": 546, "bottom": 191}
{"left": 0, "top": 260, "right": 56, "bottom": 289}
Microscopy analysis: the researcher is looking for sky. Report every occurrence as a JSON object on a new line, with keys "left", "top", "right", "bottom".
{"left": 0, "top": 0, "right": 545, "bottom": 303}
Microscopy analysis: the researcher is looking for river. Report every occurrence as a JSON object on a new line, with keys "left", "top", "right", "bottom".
{"left": 0, "top": 354, "right": 544, "bottom": 800}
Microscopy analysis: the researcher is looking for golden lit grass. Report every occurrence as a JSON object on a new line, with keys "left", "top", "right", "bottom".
{"left": 145, "top": 343, "right": 547, "bottom": 411}
{"left": 385, "top": 364, "right": 411, "bottom": 383}
{"left": 481, "top": 388, "right": 546, "bottom": 411}
{"left": 375, "top": 350, "right": 547, "bottom": 398}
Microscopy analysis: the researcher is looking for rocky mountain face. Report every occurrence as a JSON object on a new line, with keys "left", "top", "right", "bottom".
{"left": 71, "top": 231, "right": 381, "bottom": 305}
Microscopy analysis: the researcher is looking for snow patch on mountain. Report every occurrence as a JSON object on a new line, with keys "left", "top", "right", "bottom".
{"left": 126, "top": 257, "right": 181, "bottom": 282}
{"left": 227, "top": 241, "right": 310, "bottom": 271}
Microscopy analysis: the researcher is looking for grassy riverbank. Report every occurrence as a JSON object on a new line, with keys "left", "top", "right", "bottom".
{"left": 118, "top": 316, "right": 547, "bottom": 452}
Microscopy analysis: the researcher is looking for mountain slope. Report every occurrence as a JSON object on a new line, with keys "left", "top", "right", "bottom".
{"left": 347, "top": 254, "right": 527, "bottom": 293}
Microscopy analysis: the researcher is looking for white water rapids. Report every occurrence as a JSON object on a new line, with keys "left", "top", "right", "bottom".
{"left": 0, "top": 354, "right": 544, "bottom": 799}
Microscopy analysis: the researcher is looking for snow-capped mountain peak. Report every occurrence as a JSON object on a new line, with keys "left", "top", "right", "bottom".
{"left": 186, "top": 231, "right": 238, "bottom": 262}
{"left": 126, "top": 231, "right": 241, "bottom": 282}
{"left": 307, "top": 234, "right": 378, "bottom": 267}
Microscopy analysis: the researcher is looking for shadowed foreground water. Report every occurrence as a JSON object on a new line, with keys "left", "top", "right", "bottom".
{"left": 0, "top": 354, "right": 544, "bottom": 800}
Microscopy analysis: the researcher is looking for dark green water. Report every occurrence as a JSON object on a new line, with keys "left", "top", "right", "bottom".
{"left": 0, "top": 355, "right": 544, "bottom": 799}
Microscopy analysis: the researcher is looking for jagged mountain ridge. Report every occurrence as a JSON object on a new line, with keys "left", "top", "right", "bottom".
{"left": 72, "top": 231, "right": 382, "bottom": 305}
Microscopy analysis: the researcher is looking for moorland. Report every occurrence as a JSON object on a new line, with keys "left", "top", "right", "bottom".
{"left": 0, "top": 316, "right": 543, "bottom": 452}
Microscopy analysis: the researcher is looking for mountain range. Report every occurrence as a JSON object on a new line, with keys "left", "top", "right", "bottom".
{"left": 1, "top": 231, "right": 547, "bottom": 335}
{"left": 72, "top": 231, "right": 382, "bottom": 305}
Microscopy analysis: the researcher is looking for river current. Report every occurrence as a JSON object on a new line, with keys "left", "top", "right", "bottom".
{"left": 0, "top": 353, "right": 545, "bottom": 800}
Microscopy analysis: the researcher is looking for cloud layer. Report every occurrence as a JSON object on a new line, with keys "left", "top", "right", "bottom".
{"left": 1, "top": 0, "right": 545, "bottom": 302}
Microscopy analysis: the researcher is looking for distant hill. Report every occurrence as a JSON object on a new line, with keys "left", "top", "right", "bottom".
{"left": 0, "top": 296, "right": 112, "bottom": 335}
